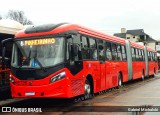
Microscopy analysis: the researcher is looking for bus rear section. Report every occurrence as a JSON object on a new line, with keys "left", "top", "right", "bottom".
{"left": 146, "top": 47, "right": 158, "bottom": 77}
{"left": 130, "top": 44, "right": 146, "bottom": 80}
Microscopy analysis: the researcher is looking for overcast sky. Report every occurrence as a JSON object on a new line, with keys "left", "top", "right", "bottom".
{"left": 0, "top": 0, "right": 160, "bottom": 40}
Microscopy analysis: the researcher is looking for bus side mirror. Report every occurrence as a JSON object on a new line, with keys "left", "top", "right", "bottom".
{"left": 69, "top": 43, "right": 79, "bottom": 61}
{"left": 71, "top": 44, "right": 79, "bottom": 57}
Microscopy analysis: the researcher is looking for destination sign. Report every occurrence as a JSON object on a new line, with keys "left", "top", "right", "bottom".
{"left": 23, "top": 38, "right": 55, "bottom": 46}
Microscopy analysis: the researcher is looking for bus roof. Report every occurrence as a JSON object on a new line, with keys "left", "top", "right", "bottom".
{"left": 130, "top": 41, "right": 145, "bottom": 49}
{"left": 146, "top": 46, "right": 156, "bottom": 52}
{"left": 15, "top": 23, "right": 126, "bottom": 44}
{"left": 130, "top": 41, "right": 156, "bottom": 52}
{"left": 15, "top": 23, "right": 156, "bottom": 52}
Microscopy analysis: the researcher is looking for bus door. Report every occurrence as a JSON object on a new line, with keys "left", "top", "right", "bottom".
{"left": 110, "top": 43, "right": 119, "bottom": 87}
{"left": 105, "top": 42, "right": 113, "bottom": 89}
{"left": 98, "top": 40, "right": 106, "bottom": 91}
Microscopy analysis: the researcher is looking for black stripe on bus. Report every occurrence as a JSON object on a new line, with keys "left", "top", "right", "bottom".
{"left": 25, "top": 23, "right": 68, "bottom": 34}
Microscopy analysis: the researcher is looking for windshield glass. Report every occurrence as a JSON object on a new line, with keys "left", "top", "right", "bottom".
{"left": 11, "top": 37, "right": 64, "bottom": 68}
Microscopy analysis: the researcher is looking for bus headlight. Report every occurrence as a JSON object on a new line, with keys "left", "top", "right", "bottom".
{"left": 50, "top": 71, "right": 66, "bottom": 83}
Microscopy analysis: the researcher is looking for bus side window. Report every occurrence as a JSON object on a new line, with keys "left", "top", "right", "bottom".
{"left": 141, "top": 50, "right": 144, "bottom": 61}
{"left": 72, "top": 34, "right": 82, "bottom": 61}
{"left": 138, "top": 49, "right": 142, "bottom": 61}
{"left": 132, "top": 48, "right": 136, "bottom": 61}
{"left": 98, "top": 40, "right": 105, "bottom": 61}
{"left": 151, "top": 52, "right": 154, "bottom": 62}
{"left": 121, "top": 45, "right": 127, "bottom": 61}
{"left": 105, "top": 42, "right": 112, "bottom": 60}
{"left": 89, "top": 38, "right": 97, "bottom": 60}
{"left": 117, "top": 44, "right": 122, "bottom": 61}
{"left": 81, "top": 36, "right": 90, "bottom": 60}
{"left": 148, "top": 51, "right": 151, "bottom": 61}
{"left": 153, "top": 52, "right": 155, "bottom": 62}
{"left": 135, "top": 48, "right": 139, "bottom": 61}
{"left": 111, "top": 43, "right": 117, "bottom": 61}
{"left": 155, "top": 53, "right": 157, "bottom": 62}
{"left": 150, "top": 52, "right": 152, "bottom": 61}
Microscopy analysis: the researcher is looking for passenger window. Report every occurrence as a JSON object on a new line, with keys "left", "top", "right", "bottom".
{"left": 150, "top": 52, "right": 153, "bottom": 61}
{"left": 138, "top": 49, "right": 142, "bottom": 61}
{"left": 89, "top": 38, "right": 97, "bottom": 60}
{"left": 155, "top": 53, "right": 157, "bottom": 61}
{"left": 121, "top": 45, "right": 127, "bottom": 61}
{"left": 135, "top": 49, "right": 139, "bottom": 61}
{"left": 141, "top": 50, "right": 144, "bottom": 61}
{"left": 112, "top": 43, "right": 117, "bottom": 60}
{"left": 81, "top": 36, "right": 90, "bottom": 60}
{"left": 132, "top": 48, "right": 136, "bottom": 61}
{"left": 152, "top": 52, "right": 155, "bottom": 62}
{"left": 117, "top": 44, "right": 122, "bottom": 61}
{"left": 98, "top": 40, "right": 105, "bottom": 60}
{"left": 105, "top": 42, "right": 112, "bottom": 60}
{"left": 148, "top": 51, "right": 151, "bottom": 61}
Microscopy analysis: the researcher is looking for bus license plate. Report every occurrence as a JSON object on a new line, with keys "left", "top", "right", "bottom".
{"left": 25, "top": 92, "right": 35, "bottom": 96}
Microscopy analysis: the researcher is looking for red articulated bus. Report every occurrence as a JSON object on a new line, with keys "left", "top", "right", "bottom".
{"left": 4, "top": 23, "right": 158, "bottom": 98}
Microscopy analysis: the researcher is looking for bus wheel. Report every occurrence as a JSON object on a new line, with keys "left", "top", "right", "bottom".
{"left": 141, "top": 72, "right": 144, "bottom": 81}
{"left": 84, "top": 79, "right": 91, "bottom": 98}
{"left": 118, "top": 73, "right": 122, "bottom": 88}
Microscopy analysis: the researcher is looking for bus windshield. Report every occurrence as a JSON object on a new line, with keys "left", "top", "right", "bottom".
{"left": 11, "top": 37, "right": 65, "bottom": 68}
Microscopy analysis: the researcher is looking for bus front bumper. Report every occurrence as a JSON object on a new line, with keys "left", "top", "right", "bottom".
{"left": 10, "top": 81, "right": 72, "bottom": 98}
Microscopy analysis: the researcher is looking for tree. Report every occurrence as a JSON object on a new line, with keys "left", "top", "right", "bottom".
{"left": 0, "top": 15, "right": 2, "bottom": 20}
{"left": 6, "top": 10, "right": 33, "bottom": 25}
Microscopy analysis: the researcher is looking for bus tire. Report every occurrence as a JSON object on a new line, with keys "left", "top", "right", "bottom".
{"left": 118, "top": 73, "right": 122, "bottom": 88}
{"left": 84, "top": 79, "right": 91, "bottom": 99}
